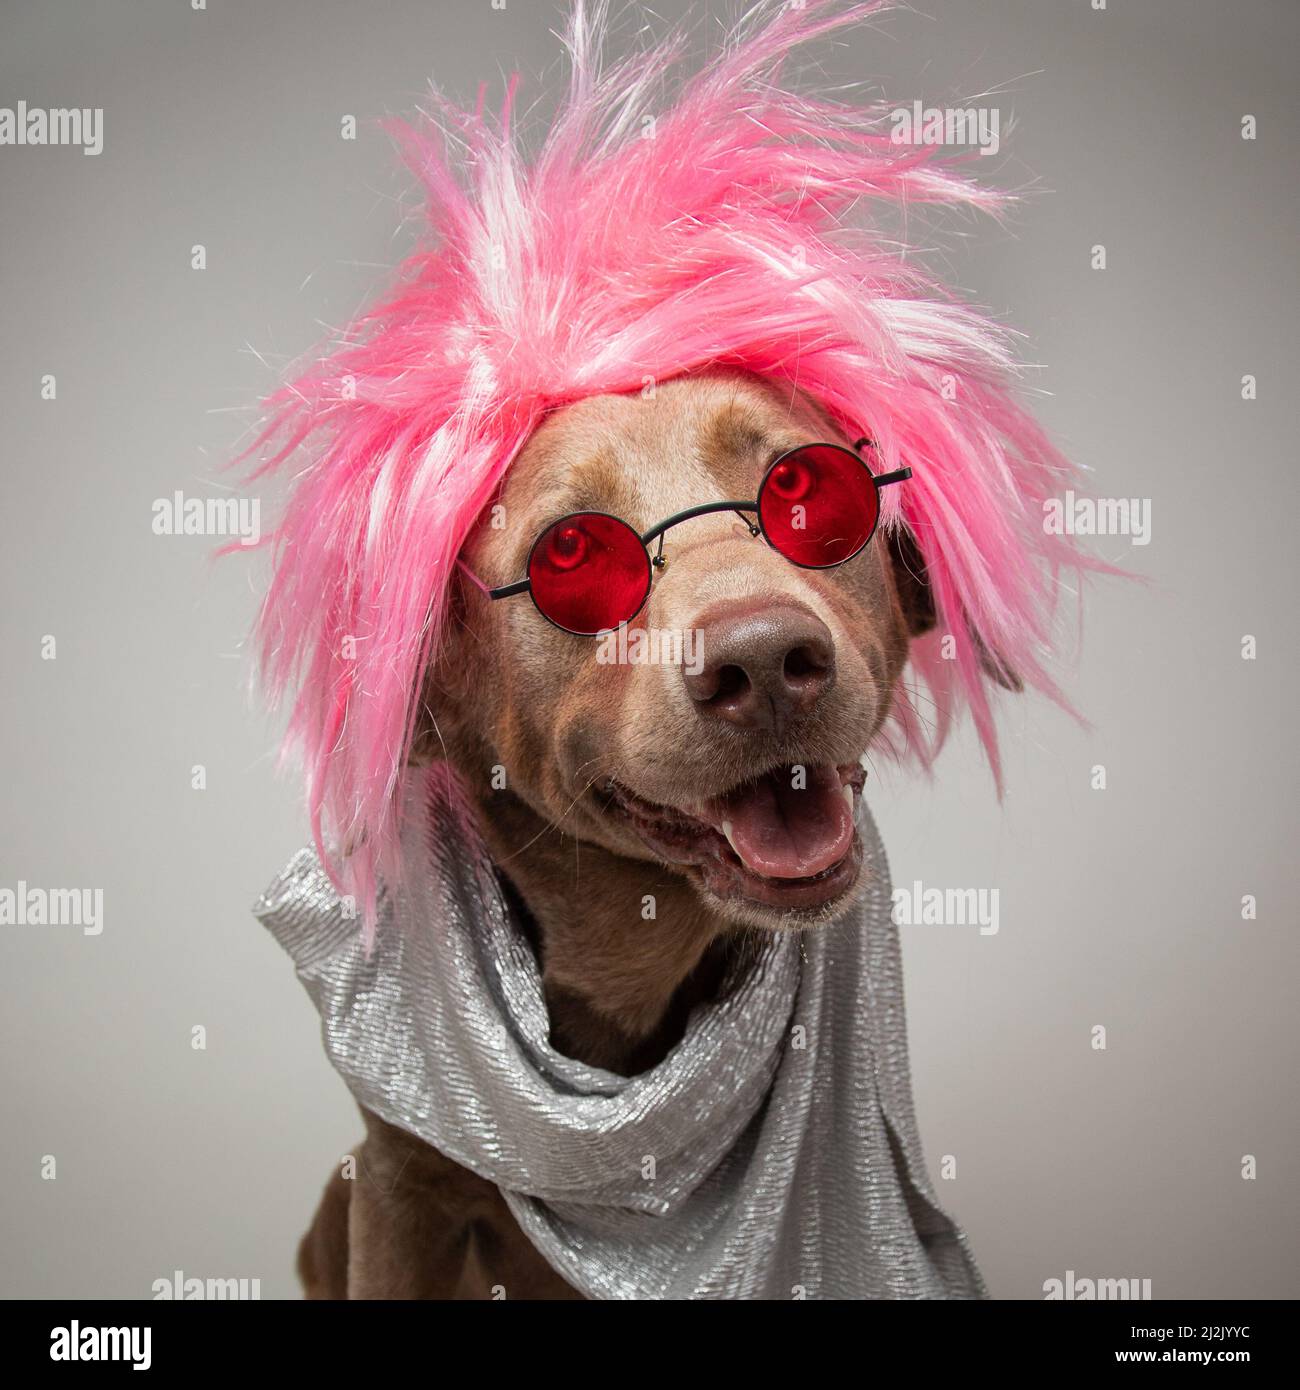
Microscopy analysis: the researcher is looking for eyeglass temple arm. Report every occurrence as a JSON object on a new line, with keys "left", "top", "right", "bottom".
{"left": 457, "top": 463, "right": 912, "bottom": 601}
{"left": 455, "top": 560, "right": 529, "bottom": 601}
{"left": 874, "top": 467, "right": 912, "bottom": 487}
{"left": 855, "top": 436, "right": 913, "bottom": 488}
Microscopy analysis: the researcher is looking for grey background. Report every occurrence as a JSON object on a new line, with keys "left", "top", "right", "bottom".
{"left": 2, "top": 0, "right": 1296, "bottom": 1300}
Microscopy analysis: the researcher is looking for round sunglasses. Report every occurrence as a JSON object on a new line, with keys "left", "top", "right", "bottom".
{"left": 459, "top": 440, "right": 912, "bottom": 636}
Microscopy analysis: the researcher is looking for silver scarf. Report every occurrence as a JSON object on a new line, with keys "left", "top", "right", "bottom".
{"left": 255, "top": 766, "right": 985, "bottom": 1300}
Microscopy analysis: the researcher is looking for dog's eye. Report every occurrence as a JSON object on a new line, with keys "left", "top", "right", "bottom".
{"left": 766, "top": 456, "right": 816, "bottom": 503}
{"left": 543, "top": 523, "right": 590, "bottom": 572}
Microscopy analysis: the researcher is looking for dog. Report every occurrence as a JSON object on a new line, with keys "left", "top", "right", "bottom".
{"left": 247, "top": 1, "right": 1099, "bottom": 1300}
{"left": 293, "top": 369, "right": 957, "bottom": 1298}
{"left": 287, "top": 364, "right": 1034, "bottom": 1299}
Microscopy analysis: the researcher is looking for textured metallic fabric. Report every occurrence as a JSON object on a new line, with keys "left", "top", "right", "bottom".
{"left": 255, "top": 766, "right": 986, "bottom": 1300}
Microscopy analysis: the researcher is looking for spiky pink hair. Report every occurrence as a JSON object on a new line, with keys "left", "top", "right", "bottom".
{"left": 246, "top": 0, "right": 1105, "bottom": 932}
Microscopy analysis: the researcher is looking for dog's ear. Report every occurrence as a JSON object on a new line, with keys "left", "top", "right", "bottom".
{"left": 970, "top": 628, "right": 1024, "bottom": 693}
{"left": 886, "top": 524, "right": 937, "bottom": 637}
{"left": 886, "top": 525, "right": 1023, "bottom": 692}
{"left": 408, "top": 578, "right": 477, "bottom": 764}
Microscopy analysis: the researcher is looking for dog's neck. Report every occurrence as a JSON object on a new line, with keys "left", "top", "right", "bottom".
{"left": 474, "top": 788, "right": 738, "bottom": 1075}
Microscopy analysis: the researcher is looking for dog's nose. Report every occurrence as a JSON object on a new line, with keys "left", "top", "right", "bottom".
{"left": 684, "top": 603, "right": 835, "bottom": 732}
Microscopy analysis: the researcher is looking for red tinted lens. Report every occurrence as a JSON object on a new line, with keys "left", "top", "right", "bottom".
{"left": 758, "top": 444, "right": 879, "bottom": 568}
{"left": 526, "top": 512, "right": 650, "bottom": 634}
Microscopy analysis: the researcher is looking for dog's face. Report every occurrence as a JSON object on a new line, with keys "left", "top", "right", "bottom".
{"left": 442, "top": 371, "right": 931, "bottom": 931}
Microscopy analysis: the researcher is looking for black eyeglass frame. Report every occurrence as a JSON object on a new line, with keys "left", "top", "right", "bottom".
{"left": 458, "top": 439, "right": 912, "bottom": 636}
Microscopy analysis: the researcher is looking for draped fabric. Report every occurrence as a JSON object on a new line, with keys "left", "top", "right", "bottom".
{"left": 256, "top": 766, "right": 985, "bottom": 1300}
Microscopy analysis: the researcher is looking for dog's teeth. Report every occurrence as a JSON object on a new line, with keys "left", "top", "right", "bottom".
{"left": 842, "top": 783, "right": 854, "bottom": 811}
{"left": 720, "top": 819, "right": 741, "bottom": 857}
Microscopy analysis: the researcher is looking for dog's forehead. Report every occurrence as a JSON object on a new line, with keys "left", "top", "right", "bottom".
{"left": 504, "top": 374, "right": 826, "bottom": 527}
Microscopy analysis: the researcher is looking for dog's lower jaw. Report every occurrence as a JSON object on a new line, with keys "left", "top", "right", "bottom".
{"left": 689, "top": 838, "right": 869, "bottom": 932}
{"left": 598, "top": 760, "right": 871, "bottom": 926}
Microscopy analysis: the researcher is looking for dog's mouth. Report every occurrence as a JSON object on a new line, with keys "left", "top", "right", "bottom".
{"left": 600, "top": 761, "right": 866, "bottom": 913}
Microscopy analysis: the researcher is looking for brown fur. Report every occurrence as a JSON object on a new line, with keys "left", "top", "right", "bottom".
{"left": 300, "top": 371, "right": 934, "bottom": 1298}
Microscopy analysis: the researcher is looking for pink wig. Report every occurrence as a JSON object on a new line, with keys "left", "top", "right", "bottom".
{"left": 245, "top": 0, "right": 1106, "bottom": 930}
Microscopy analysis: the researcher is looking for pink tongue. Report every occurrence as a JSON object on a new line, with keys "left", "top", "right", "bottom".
{"left": 718, "top": 765, "right": 853, "bottom": 880}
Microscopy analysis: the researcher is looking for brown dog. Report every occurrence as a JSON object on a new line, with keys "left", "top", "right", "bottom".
{"left": 293, "top": 368, "right": 953, "bottom": 1299}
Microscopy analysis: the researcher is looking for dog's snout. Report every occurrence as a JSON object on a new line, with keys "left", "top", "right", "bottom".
{"left": 683, "top": 602, "right": 835, "bottom": 732}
